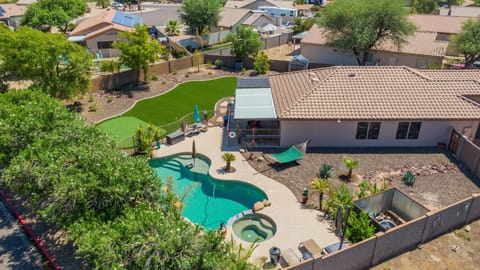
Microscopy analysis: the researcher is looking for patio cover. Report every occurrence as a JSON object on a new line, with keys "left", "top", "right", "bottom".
{"left": 234, "top": 88, "right": 277, "bottom": 119}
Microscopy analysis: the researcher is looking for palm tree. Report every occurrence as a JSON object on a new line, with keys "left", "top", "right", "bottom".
{"left": 222, "top": 152, "right": 236, "bottom": 171}
{"left": 310, "top": 178, "right": 331, "bottom": 211}
{"left": 343, "top": 157, "right": 359, "bottom": 179}
{"left": 165, "top": 20, "right": 181, "bottom": 36}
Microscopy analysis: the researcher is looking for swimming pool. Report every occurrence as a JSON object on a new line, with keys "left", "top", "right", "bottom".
{"left": 149, "top": 153, "right": 267, "bottom": 230}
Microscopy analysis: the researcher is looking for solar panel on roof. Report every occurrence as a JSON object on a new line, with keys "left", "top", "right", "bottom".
{"left": 237, "top": 77, "right": 270, "bottom": 88}
{"left": 111, "top": 11, "right": 143, "bottom": 28}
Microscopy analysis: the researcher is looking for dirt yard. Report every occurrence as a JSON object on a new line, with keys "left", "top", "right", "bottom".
{"left": 244, "top": 148, "right": 480, "bottom": 210}
{"left": 372, "top": 220, "right": 480, "bottom": 270}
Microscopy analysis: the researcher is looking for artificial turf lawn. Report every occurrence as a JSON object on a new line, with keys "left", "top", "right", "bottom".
{"left": 123, "top": 77, "right": 236, "bottom": 127}
{"left": 97, "top": 116, "right": 162, "bottom": 148}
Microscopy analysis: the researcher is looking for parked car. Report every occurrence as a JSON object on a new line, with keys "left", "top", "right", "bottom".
{"left": 111, "top": 2, "right": 124, "bottom": 8}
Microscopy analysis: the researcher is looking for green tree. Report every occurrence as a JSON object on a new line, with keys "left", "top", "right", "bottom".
{"left": 253, "top": 51, "right": 270, "bottom": 74}
{"left": 412, "top": 0, "right": 438, "bottom": 14}
{"left": 222, "top": 152, "right": 236, "bottom": 171}
{"left": 114, "top": 24, "right": 165, "bottom": 83}
{"left": 474, "top": 0, "right": 480, "bottom": 6}
{"left": 309, "top": 178, "right": 331, "bottom": 211}
{"left": 320, "top": 0, "right": 416, "bottom": 65}
{"left": 343, "top": 157, "right": 359, "bottom": 178}
{"left": 179, "top": 0, "right": 222, "bottom": 34}
{"left": 293, "top": 17, "right": 317, "bottom": 34}
{"left": 226, "top": 26, "right": 263, "bottom": 61}
{"left": 165, "top": 19, "right": 181, "bottom": 36}
{"left": 21, "top": 0, "right": 87, "bottom": 33}
{"left": 96, "top": 0, "right": 109, "bottom": 8}
{"left": 0, "top": 27, "right": 92, "bottom": 99}
{"left": 451, "top": 19, "right": 480, "bottom": 68}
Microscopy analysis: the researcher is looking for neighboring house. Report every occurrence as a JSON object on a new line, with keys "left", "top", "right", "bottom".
{"left": 224, "top": 0, "right": 297, "bottom": 24}
{"left": 230, "top": 67, "right": 480, "bottom": 148}
{"left": 0, "top": 4, "right": 26, "bottom": 28}
{"left": 301, "top": 25, "right": 448, "bottom": 68}
{"left": 409, "top": 14, "right": 470, "bottom": 38}
{"left": 242, "top": 11, "right": 276, "bottom": 31}
{"left": 439, "top": 6, "right": 480, "bottom": 17}
{"left": 68, "top": 9, "right": 142, "bottom": 58}
{"left": 216, "top": 8, "right": 252, "bottom": 31}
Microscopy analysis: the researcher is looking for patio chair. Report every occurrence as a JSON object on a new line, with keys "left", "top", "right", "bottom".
{"left": 262, "top": 140, "right": 309, "bottom": 164}
{"left": 280, "top": 248, "right": 301, "bottom": 267}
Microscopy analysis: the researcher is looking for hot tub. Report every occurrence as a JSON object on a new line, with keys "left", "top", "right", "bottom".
{"left": 232, "top": 213, "right": 276, "bottom": 242}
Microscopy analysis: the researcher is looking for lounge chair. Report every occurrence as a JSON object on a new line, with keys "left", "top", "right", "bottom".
{"left": 280, "top": 248, "right": 301, "bottom": 267}
{"left": 298, "top": 239, "right": 322, "bottom": 259}
{"left": 262, "top": 140, "right": 309, "bottom": 164}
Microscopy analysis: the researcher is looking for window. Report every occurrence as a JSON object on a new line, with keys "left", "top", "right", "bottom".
{"left": 396, "top": 122, "right": 422, "bottom": 140}
{"left": 356, "top": 122, "right": 381, "bottom": 140}
{"left": 97, "top": 41, "right": 113, "bottom": 49}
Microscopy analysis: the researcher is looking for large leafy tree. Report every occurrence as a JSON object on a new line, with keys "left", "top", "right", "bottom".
{"left": 226, "top": 26, "right": 263, "bottom": 61}
{"left": 0, "top": 90, "right": 257, "bottom": 269}
{"left": 451, "top": 19, "right": 480, "bottom": 68}
{"left": 320, "top": 0, "right": 416, "bottom": 65}
{"left": 21, "top": 0, "right": 87, "bottom": 33}
{"left": 114, "top": 24, "right": 165, "bottom": 83}
{"left": 0, "top": 27, "right": 92, "bottom": 99}
{"left": 179, "top": 0, "right": 222, "bottom": 34}
{"left": 412, "top": 0, "right": 438, "bottom": 14}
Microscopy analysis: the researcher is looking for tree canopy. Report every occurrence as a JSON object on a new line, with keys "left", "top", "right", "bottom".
{"left": 412, "top": 0, "right": 438, "bottom": 14}
{"left": 0, "top": 90, "right": 257, "bottom": 269}
{"left": 21, "top": 0, "right": 87, "bottom": 33}
{"left": 226, "top": 26, "right": 263, "bottom": 61}
{"left": 319, "top": 0, "right": 416, "bottom": 65}
{"left": 114, "top": 24, "right": 165, "bottom": 82}
{"left": 179, "top": 0, "right": 223, "bottom": 34}
{"left": 451, "top": 19, "right": 480, "bottom": 68}
{"left": 0, "top": 27, "right": 92, "bottom": 99}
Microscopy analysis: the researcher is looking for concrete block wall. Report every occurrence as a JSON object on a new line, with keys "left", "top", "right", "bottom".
{"left": 315, "top": 236, "right": 377, "bottom": 270}
{"left": 371, "top": 216, "right": 426, "bottom": 265}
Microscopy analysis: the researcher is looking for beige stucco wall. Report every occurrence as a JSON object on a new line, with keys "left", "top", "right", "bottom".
{"left": 280, "top": 120, "right": 479, "bottom": 147}
{"left": 86, "top": 30, "right": 124, "bottom": 58}
{"left": 301, "top": 43, "right": 444, "bottom": 68}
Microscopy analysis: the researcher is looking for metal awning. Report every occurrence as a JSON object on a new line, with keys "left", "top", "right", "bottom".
{"left": 234, "top": 88, "right": 277, "bottom": 120}
{"left": 67, "top": 36, "right": 85, "bottom": 42}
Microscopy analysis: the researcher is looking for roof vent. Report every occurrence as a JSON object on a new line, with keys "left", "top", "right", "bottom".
{"left": 348, "top": 73, "right": 356, "bottom": 78}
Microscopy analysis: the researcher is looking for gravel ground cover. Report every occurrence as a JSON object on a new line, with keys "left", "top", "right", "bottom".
{"left": 243, "top": 147, "right": 480, "bottom": 210}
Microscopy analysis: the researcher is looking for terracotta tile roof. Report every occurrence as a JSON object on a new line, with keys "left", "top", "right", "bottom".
{"left": 224, "top": 0, "right": 295, "bottom": 9}
{"left": 302, "top": 25, "right": 448, "bottom": 57}
{"left": 0, "top": 4, "right": 26, "bottom": 18}
{"left": 70, "top": 9, "right": 116, "bottom": 36}
{"left": 268, "top": 66, "right": 480, "bottom": 120}
{"left": 409, "top": 14, "right": 469, "bottom": 34}
{"left": 417, "top": 69, "right": 480, "bottom": 81}
{"left": 218, "top": 8, "right": 251, "bottom": 28}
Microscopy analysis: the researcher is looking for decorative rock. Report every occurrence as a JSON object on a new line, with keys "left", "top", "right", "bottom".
{"left": 253, "top": 201, "right": 264, "bottom": 212}
{"left": 263, "top": 200, "right": 272, "bottom": 207}
{"left": 465, "top": 225, "right": 471, "bottom": 232}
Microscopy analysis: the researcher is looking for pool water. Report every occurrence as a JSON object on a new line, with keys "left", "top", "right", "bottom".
{"left": 149, "top": 154, "right": 267, "bottom": 230}
{"left": 232, "top": 214, "right": 276, "bottom": 242}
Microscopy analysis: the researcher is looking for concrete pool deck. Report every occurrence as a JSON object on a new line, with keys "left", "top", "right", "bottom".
{"left": 153, "top": 126, "right": 338, "bottom": 264}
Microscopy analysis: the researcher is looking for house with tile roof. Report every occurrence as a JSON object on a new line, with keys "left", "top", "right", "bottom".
{"left": 68, "top": 9, "right": 142, "bottom": 58}
{"left": 0, "top": 4, "right": 27, "bottom": 28}
{"left": 215, "top": 8, "right": 275, "bottom": 32}
{"left": 230, "top": 66, "right": 480, "bottom": 148}
{"left": 300, "top": 15, "right": 470, "bottom": 68}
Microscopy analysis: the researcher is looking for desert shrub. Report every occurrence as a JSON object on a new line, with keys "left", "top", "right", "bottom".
{"left": 150, "top": 74, "right": 158, "bottom": 81}
{"left": 403, "top": 171, "right": 415, "bottom": 186}
{"left": 319, "top": 162, "right": 333, "bottom": 179}
{"left": 214, "top": 59, "right": 224, "bottom": 69}
{"left": 345, "top": 211, "right": 376, "bottom": 243}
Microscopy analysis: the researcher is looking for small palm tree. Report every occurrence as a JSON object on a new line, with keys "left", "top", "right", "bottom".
{"left": 165, "top": 20, "right": 181, "bottom": 36}
{"left": 319, "top": 162, "right": 333, "bottom": 179}
{"left": 343, "top": 157, "right": 359, "bottom": 179}
{"left": 310, "top": 178, "right": 331, "bottom": 211}
{"left": 222, "top": 152, "right": 236, "bottom": 171}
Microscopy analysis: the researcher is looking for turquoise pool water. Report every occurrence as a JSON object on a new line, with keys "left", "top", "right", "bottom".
{"left": 149, "top": 154, "right": 267, "bottom": 230}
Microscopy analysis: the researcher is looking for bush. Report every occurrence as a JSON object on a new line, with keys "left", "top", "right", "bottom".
{"left": 319, "top": 163, "right": 333, "bottom": 179}
{"left": 253, "top": 51, "right": 270, "bottom": 74}
{"left": 88, "top": 102, "right": 97, "bottom": 112}
{"left": 99, "top": 60, "right": 118, "bottom": 73}
{"left": 172, "top": 69, "right": 177, "bottom": 75}
{"left": 150, "top": 74, "right": 158, "bottom": 81}
{"left": 107, "top": 97, "right": 113, "bottom": 103}
{"left": 345, "top": 211, "right": 376, "bottom": 243}
{"left": 185, "top": 73, "right": 189, "bottom": 78}
{"left": 403, "top": 171, "right": 415, "bottom": 186}
{"left": 88, "top": 93, "right": 94, "bottom": 102}
{"left": 214, "top": 59, "right": 224, "bottom": 69}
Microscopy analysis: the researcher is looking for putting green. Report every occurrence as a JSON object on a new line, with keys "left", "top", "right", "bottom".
{"left": 97, "top": 116, "right": 165, "bottom": 149}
